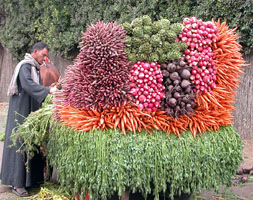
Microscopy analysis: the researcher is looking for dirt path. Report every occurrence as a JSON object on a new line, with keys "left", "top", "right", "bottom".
{"left": 0, "top": 103, "right": 252, "bottom": 200}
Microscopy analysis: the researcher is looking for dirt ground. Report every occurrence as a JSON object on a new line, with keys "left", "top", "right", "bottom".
{"left": 0, "top": 103, "right": 252, "bottom": 200}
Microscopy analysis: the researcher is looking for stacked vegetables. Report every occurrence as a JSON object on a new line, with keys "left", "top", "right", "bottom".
{"left": 129, "top": 61, "right": 165, "bottom": 112}
{"left": 179, "top": 17, "right": 219, "bottom": 94}
{"left": 52, "top": 16, "right": 246, "bottom": 137}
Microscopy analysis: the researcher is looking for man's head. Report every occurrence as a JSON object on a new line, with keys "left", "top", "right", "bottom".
{"left": 31, "top": 42, "right": 49, "bottom": 65}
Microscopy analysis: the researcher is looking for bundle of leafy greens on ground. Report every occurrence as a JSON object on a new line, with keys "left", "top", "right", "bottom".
{"left": 10, "top": 95, "right": 53, "bottom": 170}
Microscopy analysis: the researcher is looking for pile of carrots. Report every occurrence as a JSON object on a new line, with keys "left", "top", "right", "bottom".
{"left": 58, "top": 102, "right": 190, "bottom": 136}
{"left": 55, "top": 20, "right": 247, "bottom": 137}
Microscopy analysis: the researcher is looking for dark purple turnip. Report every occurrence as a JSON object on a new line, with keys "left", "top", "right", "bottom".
{"left": 175, "top": 85, "right": 182, "bottom": 92}
{"left": 168, "top": 98, "right": 177, "bottom": 107}
{"left": 167, "top": 63, "right": 176, "bottom": 72}
{"left": 176, "top": 65, "right": 182, "bottom": 71}
{"left": 170, "top": 72, "right": 179, "bottom": 81}
{"left": 173, "top": 80, "right": 180, "bottom": 86}
{"left": 185, "top": 86, "right": 192, "bottom": 94}
{"left": 182, "top": 94, "right": 190, "bottom": 103}
{"left": 181, "top": 80, "right": 191, "bottom": 89}
{"left": 161, "top": 64, "right": 167, "bottom": 70}
{"left": 167, "top": 85, "right": 174, "bottom": 92}
{"left": 180, "top": 102, "right": 185, "bottom": 107}
{"left": 165, "top": 107, "right": 174, "bottom": 116}
{"left": 186, "top": 103, "right": 192, "bottom": 111}
{"left": 179, "top": 60, "right": 186, "bottom": 67}
{"left": 162, "top": 70, "right": 170, "bottom": 77}
{"left": 166, "top": 93, "right": 172, "bottom": 101}
{"left": 173, "top": 92, "right": 181, "bottom": 99}
{"left": 165, "top": 78, "right": 172, "bottom": 85}
{"left": 243, "top": 168, "right": 252, "bottom": 174}
{"left": 182, "top": 109, "right": 187, "bottom": 115}
{"left": 236, "top": 167, "right": 244, "bottom": 175}
{"left": 181, "top": 69, "right": 191, "bottom": 79}
{"left": 161, "top": 58, "right": 196, "bottom": 117}
{"left": 241, "top": 176, "right": 248, "bottom": 183}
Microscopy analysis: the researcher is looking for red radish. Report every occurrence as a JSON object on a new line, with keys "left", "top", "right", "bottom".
{"left": 143, "top": 102, "right": 149, "bottom": 108}
{"left": 138, "top": 104, "right": 144, "bottom": 110}
{"left": 146, "top": 108, "right": 152, "bottom": 113}
{"left": 139, "top": 95, "right": 146, "bottom": 102}
{"left": 181, "top": 16, "right": 218, "bottom": 94}
{"left": 139, "top": 73, "right": 145, "bottom": 79}
{"left": 152, "top": 107, "right": 157, "bottom": 112}
{"left": 143, "top": 91, "right": 149, "bottom": 96}
{"left": 143, "top": 63, "right": 150, "bottom": 70}
{"left": 148, "top": 103, "right": 153, "bottom": 108}
{"left": 129, "top": 61, "right": 165, "bottom": 112}
{"left": 130, "top": 88, "right": 137, "bottom": 96}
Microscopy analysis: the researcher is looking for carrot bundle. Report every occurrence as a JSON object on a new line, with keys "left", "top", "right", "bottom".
{"left": 58, "top": 102, "right": 189, "bottom": 136}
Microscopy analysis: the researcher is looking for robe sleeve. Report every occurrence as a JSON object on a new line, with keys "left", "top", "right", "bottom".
{"left": 19, "top": 64, "right": 50, "bottom": 104}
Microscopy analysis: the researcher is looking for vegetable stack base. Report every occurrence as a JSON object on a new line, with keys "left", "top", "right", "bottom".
{"left": 46, "top": 124, "right": 243, "bottom": 200}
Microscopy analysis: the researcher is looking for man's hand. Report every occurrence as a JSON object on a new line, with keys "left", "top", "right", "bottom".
{"left": 50, "top": 82, "right": 62, "bottom": 90}
{"left": 50, "top": 82, "right": 57, "bottom": 87}
{"left": 49, "top": 86, "right": 58, "bottom": 94}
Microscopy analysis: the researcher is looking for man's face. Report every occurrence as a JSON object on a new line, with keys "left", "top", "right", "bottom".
{"left": 33, "top": 48, "right": 49, "bottom": 65}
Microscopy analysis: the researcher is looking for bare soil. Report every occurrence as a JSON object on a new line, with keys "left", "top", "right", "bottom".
{"left": 0, "top": 103, "right": 252, "bottom": 200}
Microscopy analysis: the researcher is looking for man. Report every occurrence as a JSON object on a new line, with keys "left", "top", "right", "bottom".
{"left": 0, "top": 42, "right": 57, "bottom": 197}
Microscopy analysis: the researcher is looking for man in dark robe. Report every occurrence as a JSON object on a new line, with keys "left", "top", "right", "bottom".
{"left": 0, "top": 42, "right": 57, "bottom": 196}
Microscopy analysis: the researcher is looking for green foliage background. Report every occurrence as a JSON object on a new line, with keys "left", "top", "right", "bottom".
{"left": 0, "top": 0, "right": 252, "bottom": 60}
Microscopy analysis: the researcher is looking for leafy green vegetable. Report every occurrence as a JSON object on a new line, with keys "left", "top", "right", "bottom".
{"left": 125, "top": 16, "right": 186, "bottom": 64}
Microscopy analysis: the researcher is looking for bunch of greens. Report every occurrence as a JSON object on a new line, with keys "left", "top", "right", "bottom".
{"left": 28, "top": 182, "right": 71, "bottom": 200}
{"left": 10, "top": 95, "right": 53, "bottom": 169}
{"left": 47, "top": 125, "right": 242, "bottom": 200}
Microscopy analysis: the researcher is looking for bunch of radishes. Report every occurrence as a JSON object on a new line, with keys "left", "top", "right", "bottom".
{"left": 179, "top": 17, "right": 218, "bottom": 94}
{"left": 129, "top": 61, "right": 165, "bottom": 112}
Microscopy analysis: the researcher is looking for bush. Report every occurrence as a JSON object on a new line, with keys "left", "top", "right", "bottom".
{"left": 0, "top": 0, "right": 252, "bottom": 60}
